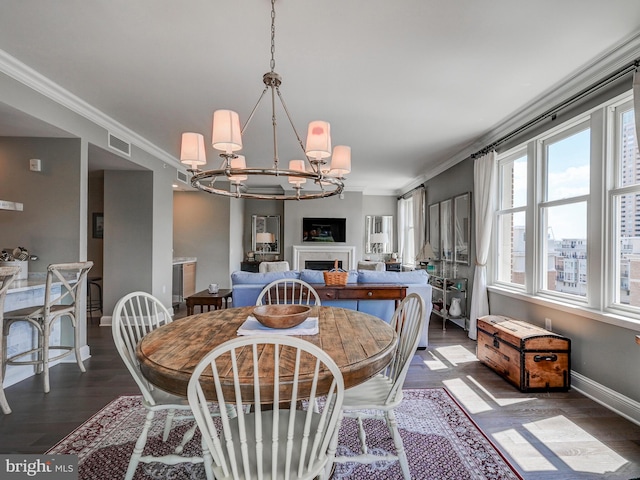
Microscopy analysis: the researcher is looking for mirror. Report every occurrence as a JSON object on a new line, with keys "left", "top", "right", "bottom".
{"left": 440, "top": 199, "right": 453, "bottom": 262}
{"left": 365, "top": 215, "right": 393, "bottom": 254}
{"left": 428, "top": 203, "right": 440, "bottom": 260}
{"left": 252, "top": 215, "right": 280, "bottom": 255}
{"left": 454, "top": 193, "right": 471, "bottom": 264}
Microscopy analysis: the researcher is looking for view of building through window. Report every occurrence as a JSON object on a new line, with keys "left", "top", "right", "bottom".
{"left": 615, "top": 109, "right": 640, "bottom": 307}
{"left": 496, "top": 95, "right": 640, "bottom": 313}
{"left": 500, "top": 128, "right": 591, "bottom": 297}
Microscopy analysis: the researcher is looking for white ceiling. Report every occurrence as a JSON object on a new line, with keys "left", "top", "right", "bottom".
{"left": 1, "top": 0, "right": 640, "bottom": 194}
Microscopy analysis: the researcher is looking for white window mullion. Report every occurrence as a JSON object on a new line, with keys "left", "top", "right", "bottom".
{"left": 587, "top": 106, "right": 606, "bottom": 310}
{"left": 529, "top": 139, "right": 540, "bottom": 296}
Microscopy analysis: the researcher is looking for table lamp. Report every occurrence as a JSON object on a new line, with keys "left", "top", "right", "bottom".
{"left": 256, "top": 232, "right": 274, "bottom": 259}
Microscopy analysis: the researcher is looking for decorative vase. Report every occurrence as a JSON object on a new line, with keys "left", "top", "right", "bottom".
{"left": 448, "top": 298, "right": 462, "bottom": 318}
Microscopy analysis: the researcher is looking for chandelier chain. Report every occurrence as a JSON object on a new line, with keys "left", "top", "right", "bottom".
{"left": 270, "top": 0, "right": 276, "bottom": 73}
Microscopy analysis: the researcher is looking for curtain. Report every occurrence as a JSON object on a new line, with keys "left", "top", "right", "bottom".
{"left": 397, "top": 187, "right": 425, "bottom": 267}
{"left": 397, "top": 197, "right": 409, "bottom": 265}
{"left": 411, "top": 187, "right": 426, "bottom": 264}
{"left": 468, "top": 151, "right": 497, "bottom": 340}
{"left": 634, "top": 68, "right": 640, "bottom": 147}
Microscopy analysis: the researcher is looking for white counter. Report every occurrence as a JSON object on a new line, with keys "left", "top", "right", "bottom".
{"left": 173, "top": 257, "right": 197, "bottom": 265}
{"left": 6, "top": 272, "right": 50, "bottom": 294}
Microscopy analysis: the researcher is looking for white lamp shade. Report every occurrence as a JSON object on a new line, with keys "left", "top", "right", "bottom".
{"left": 256, "top": 232, "right": 274, "bottom": 244}
{"left": 370, "top": 233, "right": 389, "bottom": 244}
{"left": 212, "top": 110, "right": 243, "bottom": 153}
{"left": 288, "top": 160, "right": 307, "bottom": 184}
{"left": 330, "top": 145, "right": 351, "bottom": 176}
{"left": 180, "top": 132, "right": 207, "bottom": 167}
{"left": 228, "top": 155, "right": 247, "bottom": 184}
{"left": 305, "top": 120, "right": 331, "bottom": 159}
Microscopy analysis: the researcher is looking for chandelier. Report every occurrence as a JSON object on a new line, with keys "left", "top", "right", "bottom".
{"left": 179, "top": 0, "right": 351, "bottom": 200}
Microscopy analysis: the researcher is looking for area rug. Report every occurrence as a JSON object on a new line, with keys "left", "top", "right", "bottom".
{"left": 47, "top": 388, "right": 522, "bottom": 480}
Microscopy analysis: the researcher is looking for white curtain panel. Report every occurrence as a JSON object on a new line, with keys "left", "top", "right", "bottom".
{"left": 469, "top": 151, "right": 497, "bottom": 340}
{"left": 634, "top": 69, "right": 640, "bottom": 148}
{"left": 411, "top": 187, "right": 426, "bottom": 263}
{"left": 397, "top": 197, "right": 409, "bottom": 264}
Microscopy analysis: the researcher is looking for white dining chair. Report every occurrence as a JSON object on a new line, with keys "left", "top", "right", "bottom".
{"left": 187, "top": 335, "right": 345, "bottom": 480}
{"left": 3, "top": 261, "right": 93, "bottom": 396}
{"left": 331, "top": 292, "right": 425, "bottom": 480}
{"left": 112, "top": 291, "right": 214, "bottom": 480}
{"left": 0, "top": 265, "right": 22, "bottom": 414}
{"left": 256, "top": 278, "right": 322, "bottom": 306}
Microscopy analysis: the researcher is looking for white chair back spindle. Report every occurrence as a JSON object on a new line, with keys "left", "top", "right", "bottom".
{"left": 112, "top": 291, "right": 213, "bottom": 480}
{"left": 331, "top": 292, "right": 425, "bottom": 480}
{"left": 112, "top": 291, "right": 173, "bottom": 404}
{"left": 256, "top": 278, "right": 321, "bottom": 306}
{"left": 188, "top": 335, "right": 345, "bottom": 480}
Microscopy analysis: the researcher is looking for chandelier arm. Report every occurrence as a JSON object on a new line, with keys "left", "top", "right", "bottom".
{"left": 241, "top": 85, "right": 270, "bottom": 136}
{"left": 270, "top": 83, "right": 279, "bottom": 170}
{"left": 274, "top": 86, "right": 320, "bottom": 173}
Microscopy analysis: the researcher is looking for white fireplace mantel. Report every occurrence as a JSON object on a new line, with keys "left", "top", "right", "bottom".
{"left": 292, "top": 245, "right": 357, "bottom": 270}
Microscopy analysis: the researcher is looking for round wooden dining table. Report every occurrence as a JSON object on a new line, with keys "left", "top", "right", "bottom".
{"left": 136, "top": 306, "right": 397, "bottom": 403}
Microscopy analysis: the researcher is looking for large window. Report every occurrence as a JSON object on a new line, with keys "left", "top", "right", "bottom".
{"left": 539, "top": 124, "right": 590, "bottom": 299}
{"left": 612, "top": 101, "right": 640, "bottom": 311}
{"left": 493, "top": 92, "right": 640, "bottom": 319}
{"left": 496, "top": 151, "right": 527, "bottom": 286}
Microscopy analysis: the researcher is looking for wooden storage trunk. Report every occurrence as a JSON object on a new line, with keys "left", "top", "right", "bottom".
{"left": 477, "top": 315, "right": 571, "bottom": 392}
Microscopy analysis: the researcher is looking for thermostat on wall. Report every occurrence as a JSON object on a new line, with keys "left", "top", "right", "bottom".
{"left": 29, "top": 159, "right": 41, "bottom": 172}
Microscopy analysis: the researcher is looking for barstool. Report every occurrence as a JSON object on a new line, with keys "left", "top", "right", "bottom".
{"left": 2, "top": 261, "right": 93, "bottom": 398}
{"left": 0, "top": 265, "right": 22, "bottom": 414}
{"left": 87, "top": 276, "right": 103, "bottom": 317}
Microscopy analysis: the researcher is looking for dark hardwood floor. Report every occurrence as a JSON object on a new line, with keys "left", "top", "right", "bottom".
{"left": 2, "top": 307, "right": 640, "bottom": 479}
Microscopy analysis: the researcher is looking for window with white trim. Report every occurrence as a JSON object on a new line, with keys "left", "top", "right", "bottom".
{"left": 496, "top": 150, "right": 527, "bottom": 287}
{"left": 611, "top": 100, "right": 640, "bottom": 311}
{"left": 493, "top": 91, "right": 640, "bottom": 319}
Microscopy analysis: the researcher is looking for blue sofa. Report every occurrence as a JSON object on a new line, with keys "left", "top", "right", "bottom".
{"left": 231, "top": 269, "right": 433, "bottom": 348}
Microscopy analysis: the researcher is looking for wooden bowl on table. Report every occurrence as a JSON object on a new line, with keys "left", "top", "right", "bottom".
{"left": 252, "top": 305, "right": 311, "bottom": 329}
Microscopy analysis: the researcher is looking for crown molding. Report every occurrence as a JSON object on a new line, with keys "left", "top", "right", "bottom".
{"left": 411, "top": 31, "right": 640, "bottom": 189}
{"left": 0, "top": 49, "right": 181, "bottom": 168}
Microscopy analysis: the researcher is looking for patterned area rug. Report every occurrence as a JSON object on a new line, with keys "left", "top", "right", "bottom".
{"left": 47, "top": 388, "right": 521, "bottom": 480}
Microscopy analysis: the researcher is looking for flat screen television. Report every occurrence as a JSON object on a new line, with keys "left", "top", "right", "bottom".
{"left": 303, "top": 217, "right": 346, "bottom": 243}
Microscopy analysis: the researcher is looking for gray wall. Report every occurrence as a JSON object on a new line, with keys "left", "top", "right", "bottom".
{"left": 0, "top": 137, "right": 82, "bottom": 269}
{"left": 228, "top": 197, "right": 245, "bottom": 278}
{"left": 173, "top": 191, "right": 233, "bottom": 290}
{"left": 0, "top": 70, "right": 179, "bottom": 352}
{"left": 424, "top": 157, "right": 475, "bottom": 293}
{"left": 103, "top": 170, "right": 153, "bottom": 312}
{"left": 283, "top": 191, "right": 365, "bottom": 264}
{"left": 87, "top": 172, "right": 104, "bottom": 278}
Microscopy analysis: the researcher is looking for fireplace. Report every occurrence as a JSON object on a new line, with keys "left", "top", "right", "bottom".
{"left": 293, "top": 245, "right": 356, "bottom": 270}
{"left": 305, "top": 260, "right": 342, "bottom": 271}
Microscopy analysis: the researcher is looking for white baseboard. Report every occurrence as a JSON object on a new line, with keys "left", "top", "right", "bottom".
{"left": 99, "top": 315, "right": 112, "bottom": 327}
{"left": 571, "top": 371, "right": 640, "bottom": 427}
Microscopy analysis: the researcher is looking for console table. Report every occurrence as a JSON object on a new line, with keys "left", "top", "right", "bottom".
{"left": 310, "top": 283, "right": 407, "bottom": 307}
